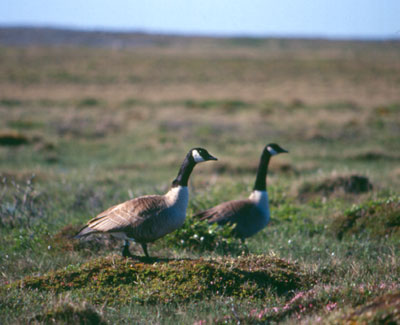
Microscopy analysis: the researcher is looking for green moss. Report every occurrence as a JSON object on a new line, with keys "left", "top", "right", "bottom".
{"left": 331, "top": 196, "right": 400, "bottom": 239}
{"left": 11, "top": 255, "right": 312, "bottom": 305}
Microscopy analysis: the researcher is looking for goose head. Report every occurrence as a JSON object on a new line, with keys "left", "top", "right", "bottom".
{"left": 265, "top": 143, "right": 288, "bottom": 156}
{"left": 190, "top": 147, "right": 218, "bottom": 163}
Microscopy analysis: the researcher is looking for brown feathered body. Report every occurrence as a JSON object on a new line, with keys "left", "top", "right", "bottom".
{"left": 75, "top": 186, "right": 189, "bottom": 244}
{"left": 196, "top": 190, "right": 270, "bottom": 239}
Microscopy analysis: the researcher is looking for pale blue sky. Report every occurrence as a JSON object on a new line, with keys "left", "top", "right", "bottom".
{"left": 1, "top": 0, "right": 399, "bottom": 38}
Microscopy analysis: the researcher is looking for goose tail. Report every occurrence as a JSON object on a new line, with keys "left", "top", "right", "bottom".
{"left": 74, "top": 225, "right": 97, "bottom": 239}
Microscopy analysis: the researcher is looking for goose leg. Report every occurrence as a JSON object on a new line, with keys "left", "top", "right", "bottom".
{"left": 141, "top": 243, "right": 150, "bottom": 258}
{"left": 122, "top": 240, "right": 132, "bottom": 257}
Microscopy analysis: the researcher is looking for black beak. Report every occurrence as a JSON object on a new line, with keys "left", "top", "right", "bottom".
{"left": 207, "top": 154, "right": 218, "bottom": 161}
{"left": 281, "top": 149, "right": 289, "bottom": 153}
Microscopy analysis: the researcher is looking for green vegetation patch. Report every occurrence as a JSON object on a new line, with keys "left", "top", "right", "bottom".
{"left": 164, "top": 216, "right": 243, "bottom": 254}
{"left": 7, "top": 120, "right": 44, "bottom": 130}
{"left": 0, "top": 98, "right": 23, "bottom": 107}
{"left": 77, "top": 97, "right": 103, "bottom": 107}
{"left": 331, "top": 196, "right": 400, "bottom": 239}
{"left": 183, "top": 99, "right": 251, "bottom": 111}
{"left": 11, "top": 255, "right": 311, "bottom": 305}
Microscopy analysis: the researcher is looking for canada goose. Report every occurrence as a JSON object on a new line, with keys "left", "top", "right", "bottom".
{"left": 195, "top": 143, "right": 288, "bottom": 240}
{"left": 75, "top": 148, "right": 217, "bottom": 258}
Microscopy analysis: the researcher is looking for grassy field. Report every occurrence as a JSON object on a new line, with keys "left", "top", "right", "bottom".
{"left": 0, "top": 33, "right": 400, "bottom": 324}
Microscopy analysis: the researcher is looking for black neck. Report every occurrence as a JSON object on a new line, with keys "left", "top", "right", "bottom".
{"left": 172, "top": 154, "right": 195, "bottom": 187}
{"left": 253, "top": 151, "right": 271, "bottom": 191}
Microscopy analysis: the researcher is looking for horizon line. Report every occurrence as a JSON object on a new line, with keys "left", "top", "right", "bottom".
{"left": 1, "top": 23, "right": 400, "bottom": 42}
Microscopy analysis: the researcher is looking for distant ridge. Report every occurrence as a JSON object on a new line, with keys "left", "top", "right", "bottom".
{"left": 0, "top": 26, "right": 398, "bottom": 48}
{"left": 0, "top": 26, "right": 191, "bottom": 48}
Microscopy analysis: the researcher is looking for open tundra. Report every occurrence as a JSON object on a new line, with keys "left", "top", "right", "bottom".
{"left": 0, "top": 29, "right": 399, "bottom": 324}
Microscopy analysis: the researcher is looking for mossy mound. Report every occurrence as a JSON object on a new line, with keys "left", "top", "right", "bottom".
{"left": 331, "top": 196, "right": 400, "bottom": 239}
{"left": 31, "top": 302, "right": 106, "bottom": 325}
{"left": 333, "top": 292, "right": 400, "bottom": 324}
{"left": 297, "top": 174, "right": 372, "bottom": 201}
{"left": 14, "top": 255, "right": 311, "bottom": 304}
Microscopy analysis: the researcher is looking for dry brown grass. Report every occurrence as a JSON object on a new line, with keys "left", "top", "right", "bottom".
{"left": 1, "top": 43, "right": 399, "bottom": 106}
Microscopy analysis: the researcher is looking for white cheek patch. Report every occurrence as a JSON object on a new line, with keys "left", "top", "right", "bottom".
{"left": 267, "top": 146, "right": 278, "bottom": 156}
{"left": 192, "top": 149, "right": 205, "bottom": 163}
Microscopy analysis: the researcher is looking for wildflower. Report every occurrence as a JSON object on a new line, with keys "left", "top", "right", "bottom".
{"left": 326, "top": 302, "right": 337, "bottom": 311}
{"left": 193, "top": 320, "right": 206, "bottom": 325}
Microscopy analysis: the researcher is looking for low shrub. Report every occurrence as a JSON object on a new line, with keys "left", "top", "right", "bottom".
{"left": 164, "top": 216, "right": 243, "bottom": 254}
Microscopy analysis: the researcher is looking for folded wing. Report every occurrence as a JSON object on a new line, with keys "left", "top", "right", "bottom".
{"left": 195, "top": 199, "right": 255, "bottom": 224}
{"left": 75, "top": 195, "right": 166, "bottom": 238}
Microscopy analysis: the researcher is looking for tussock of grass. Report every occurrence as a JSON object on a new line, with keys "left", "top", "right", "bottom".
{"left": 183, "top": 99, "right": 251, "bottom": 111}
{"left": 0, "top": 175, "right": 46, "bottom": 228}
{"left": 332, "top": 292, "right": 400, "bottom": 324}
{"left": 0, "top": 131, "right": 29, "bottom": 146}
{"left": 374, "top": 103, "right": 400, "bottom": 116}
{"left": 31, "top": 301, "right": 106, "bottom": 325}
{"left": 77, "top": 97, "right": 103, "bottom": 107}
{"left": 12, "top": 255, "right": 311, "bottom": 304}
{"left": 297, "top": 174, "right": 373, "bottom": 201}
{"left": 0, "top": 98, "right": 23, "bottom": 107}
{"left": 331, "top": 196, "right": 400, "bottom": 239}
{"left": 7, "top": 119, "right": 44, "bottom": 130}
{"left": 350, "top": 150, "right": 400, "bottom": 161}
